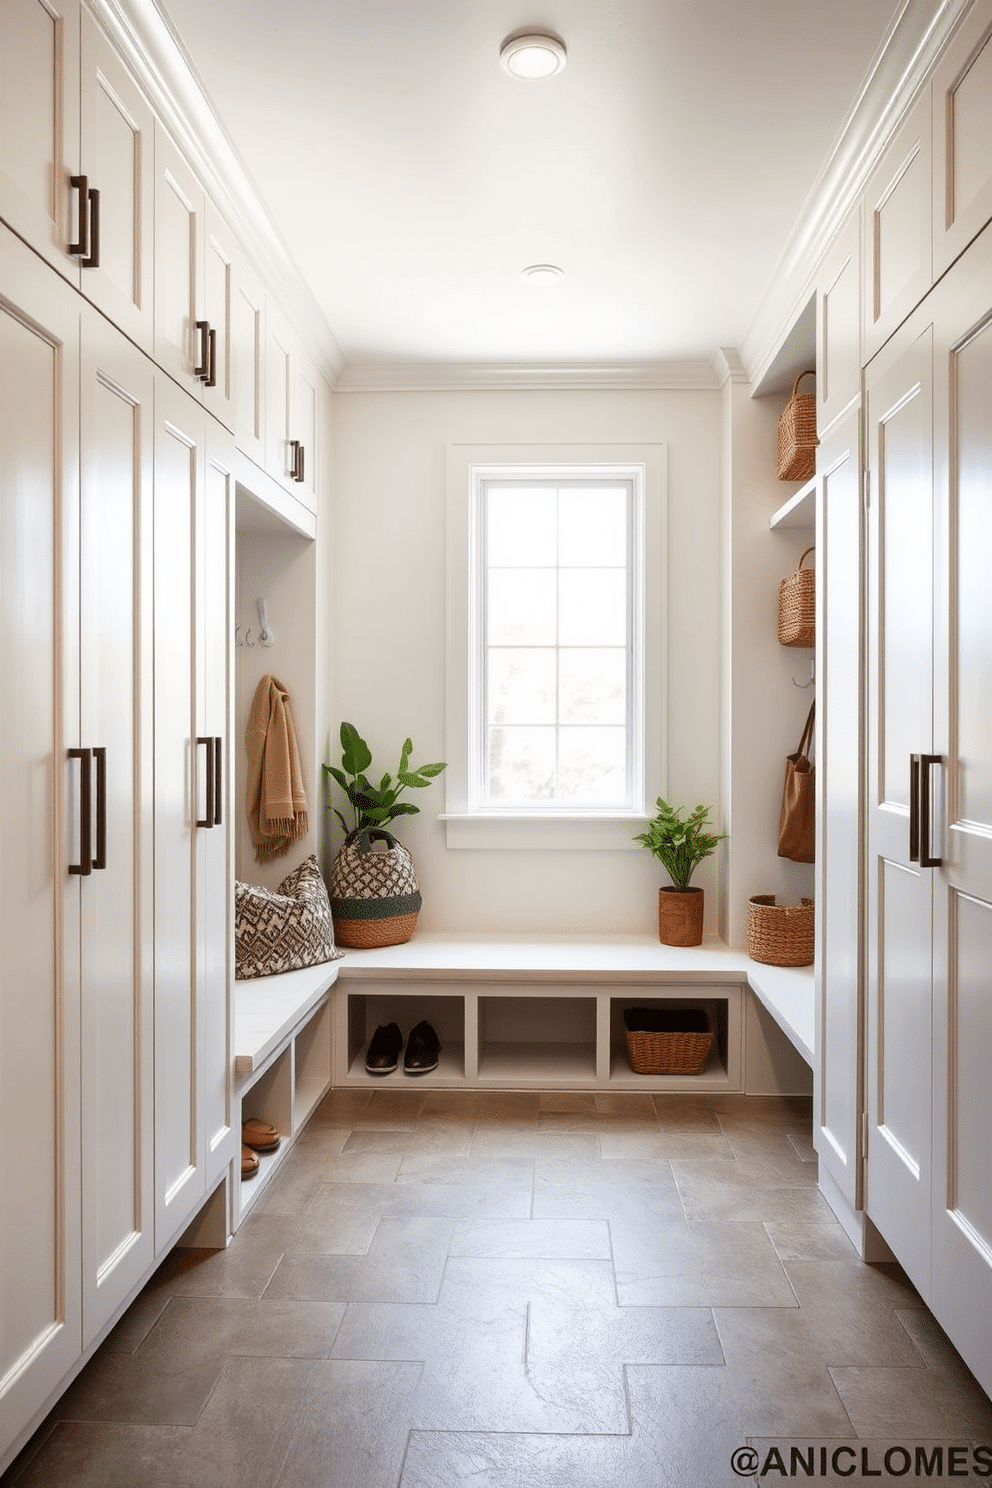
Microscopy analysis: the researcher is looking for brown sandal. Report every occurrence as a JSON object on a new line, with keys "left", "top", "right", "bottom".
{"left": 241, "top": 1144, "right": 260, "bottom": 1180}
{"left": 242, "top": 1117, "right": 281, "bottom": 1154}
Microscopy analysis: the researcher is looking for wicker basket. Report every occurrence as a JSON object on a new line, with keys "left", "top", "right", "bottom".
{"left": 747, "top": 895, "right": 814, "bottom": 967}
{"left": 330, "top": 829, "right": 422, "bottom": 949}
{"left": 623, "top": 1007, "right": 713, "bottom": 1076}
{"left": 776, "top": 370, "right": 819, "bottom": 481}
{"left": 778, "top": 546, "right": 815, "bottom": 647}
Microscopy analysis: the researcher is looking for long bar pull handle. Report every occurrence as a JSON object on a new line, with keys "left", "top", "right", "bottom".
{"left": 920, "top": 753, "right": 943, "bottom": 869}
{"left": 195, "top": 320, "right": 210, "bottom": 379}
{"left": 93, "top": 747, "right": 107, "bottom": 870}
{"left": 196, "top": 737, "right": 215, "bottom": 828}
{"left": 205, "top": 327, "right": 217, "bottom": 388}
{"left": 69, "top": 747, "right": 92, "bottom": 876}
{"left": 82, "top": 187, "right": 100, "bottom": 268}
{"left": 295, "top": 442, "right": 305, "bottom": 483}
{"left": 909, "top": 754, "right": 921, "bottom": 863}
{"left": 213, "top": 735, "right": 223, "bottom": 827}
{"left": 69, "top": 175, "right": 89, "bottom": 258}
{"left": 289, "top": 439, "right": 301, "bottom": 481}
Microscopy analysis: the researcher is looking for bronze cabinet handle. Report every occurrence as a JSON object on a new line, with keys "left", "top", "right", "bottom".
{"left": 213, "top": 735, "right": 223, "bottom": 827}
{"left": 69, "top": 747, "right": 92, "bottom": 876}
{"left": 909, "top": 755, "right": 920, "bottom": 863}
{"left": 93, "top": 747, "right": 107, "bottom": 869}
{"left": 920, "top": 754, "right": 943, "bottom": 869}
{"left": 195, "top": 320, "right": 210, "bottom": 379}
{"left": 205, "top": 327, "right": 217, "bottom": 388}
{"left": 82, "top": 187, "right": 100, "bottom": 268}
{"left": 196, "top": 736, "right": 215, "bottom": 828}
{"left": 69, "top": 175, "right": 89, "bottom": 258}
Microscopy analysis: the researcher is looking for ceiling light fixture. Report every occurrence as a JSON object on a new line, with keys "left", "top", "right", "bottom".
{"left": 521, "top": 263, "right": 564, "bottom": 283}
{"left": 499, "top": 30, "right": 567, "bottom": 80}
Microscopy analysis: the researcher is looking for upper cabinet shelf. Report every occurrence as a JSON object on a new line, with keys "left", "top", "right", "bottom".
{"left": 770, "top": 474, "right": 816, "bottom": 529}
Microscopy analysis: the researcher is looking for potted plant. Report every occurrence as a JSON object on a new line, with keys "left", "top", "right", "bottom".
{"left": 323, "top": 722, "right": 446, "bottom": 948}
{"left": 633, "top": 798, "right": 727, "bottom": 946}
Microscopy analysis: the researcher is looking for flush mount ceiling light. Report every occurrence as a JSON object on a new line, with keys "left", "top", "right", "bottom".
{"left": 499, "top": 30, "right": 567, "bottom": 80}
{"left": 521, "top": 263, "right": 564, "bottom": 283}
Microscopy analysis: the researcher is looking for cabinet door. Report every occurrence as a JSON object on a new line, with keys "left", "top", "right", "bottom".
{"left": 930, "top": 224, "right": 992, "bottom": 1395}
{"left": 265, "top": 300, "right": 295, "bottom": 490}
{"left": 78, "top": 309, "right": 155, "bottom": 1345}
{"left": 0, "top": 228, "right": 82, "bottom": 1448}
{"left": 232, "top": 254, "right": 266, "bottom": 467}
{"left": 0, "top": 0, "right": 80, "bottom": 282}
{"left": 932, "top": 1, "right": 992, "bottom": 279}
{"left": 153, "top": 376, "right": 205, "bottom": 1249}
{"left": 864, "top": 315, "right": 935, "bottom": 1298}
{"left": 813, "top": 410, "right": 864, "bottom": 1213}
{"left": 863, "top": 88, "right": 933, "bottom": 363}
{"left": 815, "top": 209, "right": 861, "bottom": 434}
{"left": 78, "top": 9, "right": 154, "bottom": 352}
{"left": 154, "top": 124, "right": 203, "bottom": 396}
{"left": 202, "top": 201, "right": 235, "bottom": 430}
{"left": 199, "top": 424, "right": 235, "bottom": 1190}
{"left": 292, "top": 344, "right": 320, "bottom": 515}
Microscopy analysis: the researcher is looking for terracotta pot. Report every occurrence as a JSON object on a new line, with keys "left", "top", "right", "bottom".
{"left": 657, "top": 886, "right": 704, "bottom": 947}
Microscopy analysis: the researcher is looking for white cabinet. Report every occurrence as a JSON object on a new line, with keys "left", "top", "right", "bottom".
{"left": 232, "top": 252, "right": 267, "bottom": 468}
{"left": 0, "top": 223, "right": 159, "bottom": 1442}
{"left": 812, "top": 410, "right": 864, "bottom": 1220}
{"left": 865, "top": 221, "right": 992, "bottom": 1395}
{"left": 0, "top": 225, "right": 83, "bottom": 1457}
{"left": 0, "top": 0, "right": 154, "bottom": 351}
{"left": 78, "top": 306, "right": 156, "bottom": 1345}
{"left": 154, "top": 125, "right": 235, "bottom": 429}
{"left": 265, "top": 300, "right": 320, "bottom": 514}
{"left": 815, "top": 209, "right": 861, "bottom": 433}
{"left": 0, "top": 0, "right": 81, "bottom": 281}
{"left": 152, "top": 378, "right": 235, "bottom": 1253}
{"left": 932, "top": 0, "right": 992, "bottom": 278}
{"left": 862, "top": 86, "right": 933, "bottom": 362}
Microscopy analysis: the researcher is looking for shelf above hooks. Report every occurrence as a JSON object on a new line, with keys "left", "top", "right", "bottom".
{"left": 770, "top": 474, "right": 816, "bottom": 530}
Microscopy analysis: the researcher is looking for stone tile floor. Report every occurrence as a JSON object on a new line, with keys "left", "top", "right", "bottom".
{"left": 5, "top": 1089, "right": 992, "bottom": 1487}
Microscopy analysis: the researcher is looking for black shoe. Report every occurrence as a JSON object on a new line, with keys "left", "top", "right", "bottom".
{"left": 403, "top": 1020, "right": 440, "bottom": 1075}
{"left": 365, "top": 1022, "right": 403, "bottom": 1074}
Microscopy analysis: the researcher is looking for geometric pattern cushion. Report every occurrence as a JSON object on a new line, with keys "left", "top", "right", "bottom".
{"left": 235, "top": 854, "right": 343, "bottom": 981}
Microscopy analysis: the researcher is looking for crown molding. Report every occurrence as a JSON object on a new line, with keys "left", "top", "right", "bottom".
{"left": 93, "top": 0, "right": 346, "bottom": 386}
{"left": 712, "top": 348, "right": 749, "bottom": 388}
{"left": 740, "top": 0, "right": 973, "bottom": 388}
{"left": 331, "top": 359, "right": 722, "bottom": 393}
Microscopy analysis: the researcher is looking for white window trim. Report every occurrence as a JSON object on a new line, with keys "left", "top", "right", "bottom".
{"left": 444, "top": 442, "right": 668, "bottom": 850}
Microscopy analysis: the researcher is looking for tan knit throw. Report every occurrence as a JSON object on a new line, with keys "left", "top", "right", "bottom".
{"left": 245, "top": 674, "right": 309, "bottom": 862}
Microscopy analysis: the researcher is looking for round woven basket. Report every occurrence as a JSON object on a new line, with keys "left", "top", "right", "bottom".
{"left": 747, "top": 894, "right": 814, "bottom": 967}
{"left": 330, "top": 829, "right": 422, "bottom": 949}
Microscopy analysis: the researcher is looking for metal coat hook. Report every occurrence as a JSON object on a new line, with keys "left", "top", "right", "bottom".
{"left": 235, "top": 624, "right": 243, "bottom": 648}
{"left": 244, "top": 627, "right": 255, "bottom": 648}
{"left": 793, "top": 658, "right": 815, "bottom": 688}
{"left": 257, "top": 599, "right": 274, "bottom": 647}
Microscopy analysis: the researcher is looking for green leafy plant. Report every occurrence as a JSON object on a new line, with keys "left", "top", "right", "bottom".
{"left": 324, "top": 722, "right": 447, "bottom": 850}
{"left": 632, "top": 798, "right": 727, "bottom": 892}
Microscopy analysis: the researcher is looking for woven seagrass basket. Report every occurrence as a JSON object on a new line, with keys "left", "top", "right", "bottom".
{"left": 747, "top": 895, "right": 814, "bottom": 967}
{"left": 778, "top": 546, "right": 815, "bottom": 648}
{"left": 623, "top": 1007, "right": 713, "bottom": 1076}
{"left": 776, "top": 370, "right": 819, "bottom": 481}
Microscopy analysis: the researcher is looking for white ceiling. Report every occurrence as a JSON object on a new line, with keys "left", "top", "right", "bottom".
{"left": 156, "top": 0, "right": 902, "bottom": 371}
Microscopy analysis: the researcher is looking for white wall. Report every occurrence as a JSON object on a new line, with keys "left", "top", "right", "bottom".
{"left": 328, "top": 386, "right": 725, "bottom": 935}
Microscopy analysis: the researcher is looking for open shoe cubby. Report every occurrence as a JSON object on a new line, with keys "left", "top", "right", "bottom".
{"left": 333, "top": 979, "right": 743, "bottom": 1092}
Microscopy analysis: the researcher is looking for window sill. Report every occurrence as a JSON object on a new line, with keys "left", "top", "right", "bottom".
{"left": 439, "top": 812, "right": 650, "bottom": 851}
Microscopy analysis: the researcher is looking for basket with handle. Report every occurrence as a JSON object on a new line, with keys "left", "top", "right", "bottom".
{"left": 778, "top": 546, "right": 815, "bottom": 647}
{"left": 776, "top": 370, "right": 819, "bottom": 481}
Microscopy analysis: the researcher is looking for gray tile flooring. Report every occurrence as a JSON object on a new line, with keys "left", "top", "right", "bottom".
{"left": 6, "top": 1089, "right": 992, "bottom": 1487}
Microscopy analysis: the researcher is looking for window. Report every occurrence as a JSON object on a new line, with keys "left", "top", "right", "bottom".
{"left": 445, "top": 444, "right": 666, "bottom": 850}
{"left": 474, "top": 476, "right": 641, "bottom": 811}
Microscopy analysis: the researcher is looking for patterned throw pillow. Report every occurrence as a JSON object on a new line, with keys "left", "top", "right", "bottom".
{"left": 235, "top": 855, "right": 343, "bottom": 980}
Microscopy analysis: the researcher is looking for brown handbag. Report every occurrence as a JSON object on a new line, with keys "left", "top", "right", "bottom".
{"left": 778, "top": 702, "right": 815, "bottom": 862}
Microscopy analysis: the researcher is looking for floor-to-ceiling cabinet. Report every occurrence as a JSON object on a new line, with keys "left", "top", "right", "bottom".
{"left": 865, "top": 218, "right": 992, "bottom": 1391}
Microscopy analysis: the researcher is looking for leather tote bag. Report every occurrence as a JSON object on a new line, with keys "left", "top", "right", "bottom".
{"left": 778, "top": 702, "right": 815, "bottom": 862}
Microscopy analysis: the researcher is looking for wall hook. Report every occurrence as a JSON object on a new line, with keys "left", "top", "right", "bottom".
{"left": 257, "top": 598, "right": 274, "bottom": 647}
{"left": 245, "top": 627, "right": 255, "bottom": 648}
{"left": 235, "top": 624, "right": 243, "bottom": 648}
{"left": 793, "top": 658, "right": 815, "bottom": 688}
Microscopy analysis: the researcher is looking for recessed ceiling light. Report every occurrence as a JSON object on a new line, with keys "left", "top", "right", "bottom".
{"left": 521, "top": 263, "right": 564, "bottom": 284}
{"left": 499, "top": 31, "right": 567, "bottom": 80}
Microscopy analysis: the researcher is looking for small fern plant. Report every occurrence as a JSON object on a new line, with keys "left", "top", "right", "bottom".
{"left": 632, "top": 798, "right": 727, "bottom": 891}
{"left": 324, "top": 722, "right": 446, "bottom": 851}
